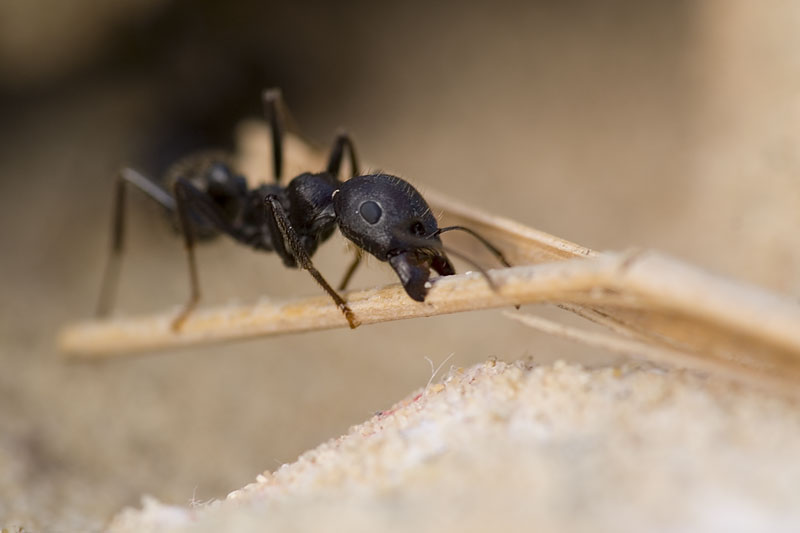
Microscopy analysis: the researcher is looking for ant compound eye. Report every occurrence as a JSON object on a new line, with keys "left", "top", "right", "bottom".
{"left": 359, "top": 200, "right": 382, "bottom": 224}
{"left": 410, "top": 221, "right": 426, "bottom": 236}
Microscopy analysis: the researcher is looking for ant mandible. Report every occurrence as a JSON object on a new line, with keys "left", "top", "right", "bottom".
{"left": 95, "top": 88, "right": 510, "bottom": 329}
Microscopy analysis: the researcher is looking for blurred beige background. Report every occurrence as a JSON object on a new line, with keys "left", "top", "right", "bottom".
{"left": 1, "top": 1, "right": 798, "bottom": 530}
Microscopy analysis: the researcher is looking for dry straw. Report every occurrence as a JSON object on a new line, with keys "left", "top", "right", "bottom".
{"left": 59, "top": 124, "right": 800, "bottom": 395}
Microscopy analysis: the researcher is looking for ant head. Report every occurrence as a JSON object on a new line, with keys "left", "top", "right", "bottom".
{"left": 334, "top": 174, "right": 455, "bottom": 301}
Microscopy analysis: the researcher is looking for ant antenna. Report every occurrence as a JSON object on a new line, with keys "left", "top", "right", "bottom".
{"left": 434, "top": 226, "right": 511, "bottom": 267}
{"left": 438, "top": 244, "right": 498, "bottom": 291}
{"left": 436, "top": 227, "right": 519, "bottom": 308}
{"left": 401, "top": 227, "right": 506, "bottom": 291}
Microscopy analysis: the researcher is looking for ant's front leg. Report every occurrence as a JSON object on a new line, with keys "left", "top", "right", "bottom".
{"left": 338, "top": 248, "right": 363, "bottom": 291}
{"left": 264, "top": 195, "right": 360, "bottom": 329}
{"left": 325, "top": 132, "right": 363, "bottom": 286}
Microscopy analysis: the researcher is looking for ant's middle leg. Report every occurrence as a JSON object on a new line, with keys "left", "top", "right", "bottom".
{"left": 171, "top": 178, "right": 251, "bottom": 330}
{"left": 326, "top": 132, "right": 360, "bottom": 179}
{"left": 264, "top": 194, "right": 360, "bottom": 329}
{"left": 263, "top": 88, "right": 360, "bottom": 183}
{"left": 96, "top": 168, "right": 175, "bottom": 318}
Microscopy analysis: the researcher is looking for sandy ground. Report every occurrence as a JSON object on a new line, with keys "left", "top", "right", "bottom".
{"left": 108, "top": 360, "right": 800, "bottom": 533}
{"left": 1, "top": 1, "right": 799, "bottom": 530}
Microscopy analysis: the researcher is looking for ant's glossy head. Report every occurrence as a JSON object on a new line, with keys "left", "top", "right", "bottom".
{"left": 333, "top": 173, "right": 455, "bottom": 301}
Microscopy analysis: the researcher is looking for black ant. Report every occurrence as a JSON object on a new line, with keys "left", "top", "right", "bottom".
{"left": 96, "top": 89, "right": 510, "bottom": 329}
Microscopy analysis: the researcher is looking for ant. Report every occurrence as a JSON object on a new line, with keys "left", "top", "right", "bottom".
{"left": 96, "top": 88, "right": 510, "bottom": 329}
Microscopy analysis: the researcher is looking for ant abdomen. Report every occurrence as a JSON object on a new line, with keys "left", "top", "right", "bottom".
{"left": 162, "top": 151, "right": 247, "bottom": 241}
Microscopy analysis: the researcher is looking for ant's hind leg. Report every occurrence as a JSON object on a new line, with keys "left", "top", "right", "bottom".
{"left": 262, "top": 88, "right": 287, "bottom": 184}
{"left": 264, "top": 194, "right": 360, "bottom": 329}
{"left": 96, "top": 168, "right": 175, "bottom": 318}
{"left": 326, "top": 132, "right": 360, "bottom": 179}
